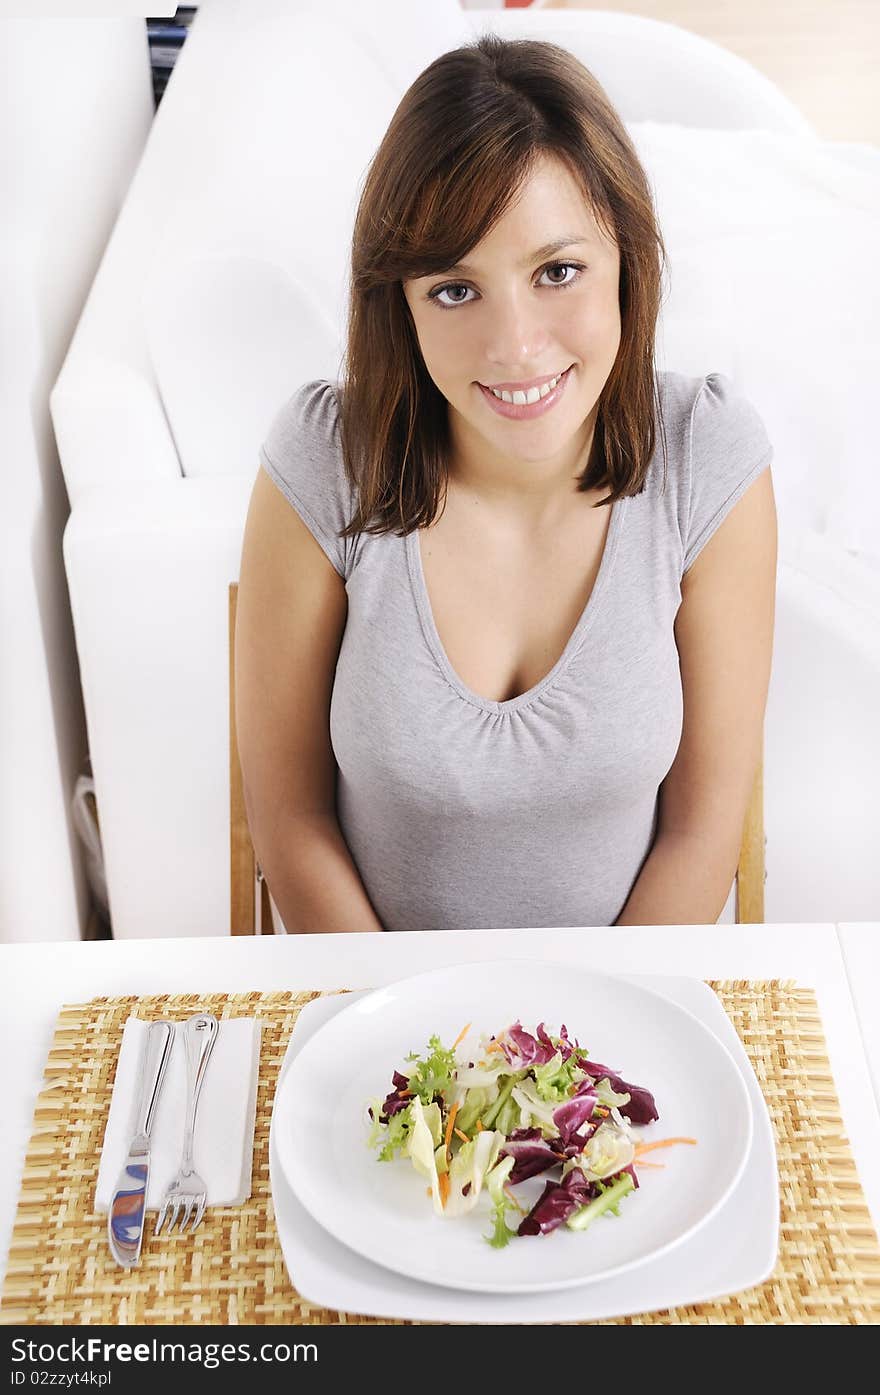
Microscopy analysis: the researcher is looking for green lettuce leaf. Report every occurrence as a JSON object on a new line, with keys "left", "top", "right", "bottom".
{"left": 444, "top": 1129, "right": 504, "bottom": 1217}
{"left": 377, "top": 1102, "right": 413, "bottom": 1162}
{"left": 532, "top": 1049, "right": 589, "bottom": 1103}
{"left": 404, "top": 1034, "right": 458, "bottom": 1105}
{"left": 405, "top": 1096, "right": 443, "bottom": 1213}
{"left": 483, "top": 1154, "right": 518, "bottom": 1248}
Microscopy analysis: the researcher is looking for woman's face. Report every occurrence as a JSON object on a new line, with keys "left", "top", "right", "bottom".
{"left": 403, "top": 153, "right": 622, "bottom": 483}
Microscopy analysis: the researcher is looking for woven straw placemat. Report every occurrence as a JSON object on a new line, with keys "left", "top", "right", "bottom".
{"left": 1, "top": 982, "right": 879, "bottom": 1326}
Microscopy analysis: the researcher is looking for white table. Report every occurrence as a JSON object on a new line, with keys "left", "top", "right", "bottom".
{"left": 1, "top": 922, "right": 878, "bottom": 1299}
{"left": 839, "top": 923, "right": 880, "bottom": 1112}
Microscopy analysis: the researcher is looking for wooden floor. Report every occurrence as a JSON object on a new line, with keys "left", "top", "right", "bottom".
{"left": 541, "top": 1, "right": 880, "bottom": 144}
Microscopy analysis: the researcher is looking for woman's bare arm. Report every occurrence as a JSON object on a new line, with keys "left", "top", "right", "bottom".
{"left": 615, "top": 467, "right": 778, "bottom": 925}
{"left": 235, "top": 466, "right": 384, "bottom": 933}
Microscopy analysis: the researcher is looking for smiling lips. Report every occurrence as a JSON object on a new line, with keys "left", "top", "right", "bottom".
{"left": 478, "top": 365, "right": 573, "bottom": 419}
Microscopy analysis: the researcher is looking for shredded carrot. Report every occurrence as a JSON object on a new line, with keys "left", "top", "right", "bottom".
{"left": 504, "top": 1184, "right": 527, "bottom": 1215}
{"left": 438, "top": 1172, "right": 450, "bottom": 1209}
{"left": 635, "top": 1161, "right": 666, "bottom": 1169}
{"left": 426, "top": 1187, "right": 432, "bottom": 1197}
{"left": 452, "top": 1022, "right": 472, "bottom": 1050}
{"left": 475, "top": 1120, "right": 485, "bottom": 1132}
{"left": 634, "top": 1137, "right": 697, "bottom": 1155}
{"left": 486, "top": 1041, "right": 504, "bottom": 1054}
{"left": 399, "top": 1088, "right": 412, "bottom": 1097}
{"left": 444, "top": 1101, "right": 460, "bottom": 1157}
{"left": 454, "top": 1127, "right": 470, "bottom": 1144}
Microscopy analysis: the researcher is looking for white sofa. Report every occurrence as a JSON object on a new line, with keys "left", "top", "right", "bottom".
{"left": 1, "top": 15, "right": 154, "bottom": 943}
{"left": 52, "top": 0, "right": 880, "bottom": 938}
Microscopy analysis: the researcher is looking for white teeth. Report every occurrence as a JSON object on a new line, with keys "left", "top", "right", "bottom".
{"left": 488, "top": 369, "right": 566, "bottom": 404}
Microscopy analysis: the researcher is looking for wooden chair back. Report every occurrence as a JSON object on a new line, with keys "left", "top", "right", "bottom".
{"left": 736, "top": 760, "right": 766, "bottom": 923}
{"left": 229, "top": 583, "right": 273, "bottom": 934}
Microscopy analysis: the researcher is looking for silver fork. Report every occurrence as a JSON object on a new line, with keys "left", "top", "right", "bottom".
{"left": 155, "top": 1013, "right": 219, "bottom": 1236}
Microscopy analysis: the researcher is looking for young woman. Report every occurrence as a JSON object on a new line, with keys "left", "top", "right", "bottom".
{"left": 235, "top": 34, "right": 777, "bottom": 934}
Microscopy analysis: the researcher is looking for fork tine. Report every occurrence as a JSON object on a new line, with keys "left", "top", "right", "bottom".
{"left": 154, "top": 1201, "right": 169, "bottom": 1236}
{"left": 192, "top": 1196, "right": 207, "bottom": 1232}
{"left": 169, "top": 1199, "right": 183, "bottom": 1234}
{"left": 181, "top": 1198, "right": 195, "bottom": 1233}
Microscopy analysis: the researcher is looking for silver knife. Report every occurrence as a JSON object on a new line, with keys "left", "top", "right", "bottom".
{"left": 107, "top": 1019, "right": 175, "bottom": 1268}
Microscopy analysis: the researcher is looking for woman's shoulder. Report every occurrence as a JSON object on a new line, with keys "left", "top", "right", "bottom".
{"left": 649, "top": 368, "right": 774, "bottom": 571}
{"left": 650, "top": 368, "right": 772, "bottom": 488}
{"left": 654, "top": 368, "right": 771, "bottom": 460}
{"left": 258, "top": 378, "right": 355, "bottom": 578}
{"left": 260, "top": 378, "right": 342, "bottom": 466}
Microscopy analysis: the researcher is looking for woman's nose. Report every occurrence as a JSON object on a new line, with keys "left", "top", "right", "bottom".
{"left": 482, "top": 295, "right": 550, "bottom": 372}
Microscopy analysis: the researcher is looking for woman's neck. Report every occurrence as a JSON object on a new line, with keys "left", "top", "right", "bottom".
{"left": 443, "top": 413, "right": 602, "bottom": 529}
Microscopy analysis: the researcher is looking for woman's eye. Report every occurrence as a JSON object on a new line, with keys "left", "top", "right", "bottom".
{"left": 427, "top": 261, "right": 585, "bottom": 309}
{"left": 430, "top": 284, "right": 474, "bottom": 308}
{"left": 540, "top": 262, "right": 582, "bottom": 288}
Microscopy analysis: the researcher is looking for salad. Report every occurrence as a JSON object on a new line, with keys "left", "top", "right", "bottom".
{"left": 366, "top": 1020, "right": 695, "bottom": 1247}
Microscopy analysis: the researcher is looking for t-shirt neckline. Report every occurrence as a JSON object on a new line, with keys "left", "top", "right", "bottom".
{"left": 406, "top": 494, "right": 627, "bottom": 716}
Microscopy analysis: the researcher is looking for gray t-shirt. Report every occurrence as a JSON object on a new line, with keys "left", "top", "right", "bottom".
{"left": 259, "top": 370, "right": 773, "bottom": 931}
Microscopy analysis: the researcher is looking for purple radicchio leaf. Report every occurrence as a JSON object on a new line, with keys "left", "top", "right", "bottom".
{"left": 496, "top": 1021, "right": 559, "bottom": 1070}
{"left": 574, "top": 1073, "right": 599, "bottom": 1098}
{"left": 499, "top": 1129, "right": 566, "bottom": 1185}
{"left": 536, "top": 1021, "right": 577, "bottom": 1062}
{"left": 581, "top": 1061, "right": 659, "bottom": 1125}
{"left": 552, "top": 1090, "right": 598, "bottom": 1147}
{"left": 517, "top": 1170, "right": 597, "bottom": 1237}
{"left": 380, "top": 1069, "right": 411, "bottom": 1120}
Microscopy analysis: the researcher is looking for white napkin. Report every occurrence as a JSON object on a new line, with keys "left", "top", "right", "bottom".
{"left": 95, "top": 1016, "right": 261, "bottom": 1213}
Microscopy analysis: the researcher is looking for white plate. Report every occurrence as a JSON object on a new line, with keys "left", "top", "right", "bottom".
{"left": 273, "top": 960, "right": 754, "bottom": 1295}
{"left": 269, "top": 975, "right": 779, "bottom": 1323}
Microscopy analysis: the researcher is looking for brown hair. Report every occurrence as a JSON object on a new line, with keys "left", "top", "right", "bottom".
{"left": 339, "top": 32, "right": 668, "bottom": 538}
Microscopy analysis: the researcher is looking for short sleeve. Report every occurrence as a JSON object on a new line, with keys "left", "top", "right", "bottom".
{"left": 258, "top": 378, "right": 355, "bottom": 579}
{"left": 682, "top": 373, "right": 773, "bottom": 573}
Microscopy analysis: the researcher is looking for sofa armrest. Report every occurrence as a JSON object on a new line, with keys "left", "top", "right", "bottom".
{"left": 63, "top": 476, "right": 254, "bottom": 939}
{"left": 51, "top": 357, "right": 181, "bottom": 508}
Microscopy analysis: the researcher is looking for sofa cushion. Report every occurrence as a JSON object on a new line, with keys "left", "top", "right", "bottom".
{"left": 142, "top": 254, "right": 339, "bottom": 479}
{"left": 631, "top": 122, "right": 880, "bottom": 557}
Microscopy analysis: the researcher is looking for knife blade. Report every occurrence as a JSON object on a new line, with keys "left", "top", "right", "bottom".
{"left": 107, "top": 1018, "right": 175, "bottom": 1268}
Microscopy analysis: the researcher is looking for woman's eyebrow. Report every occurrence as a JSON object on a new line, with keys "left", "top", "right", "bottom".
{"left": 439, "top": 236, "right": 593, "bottom": 277}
